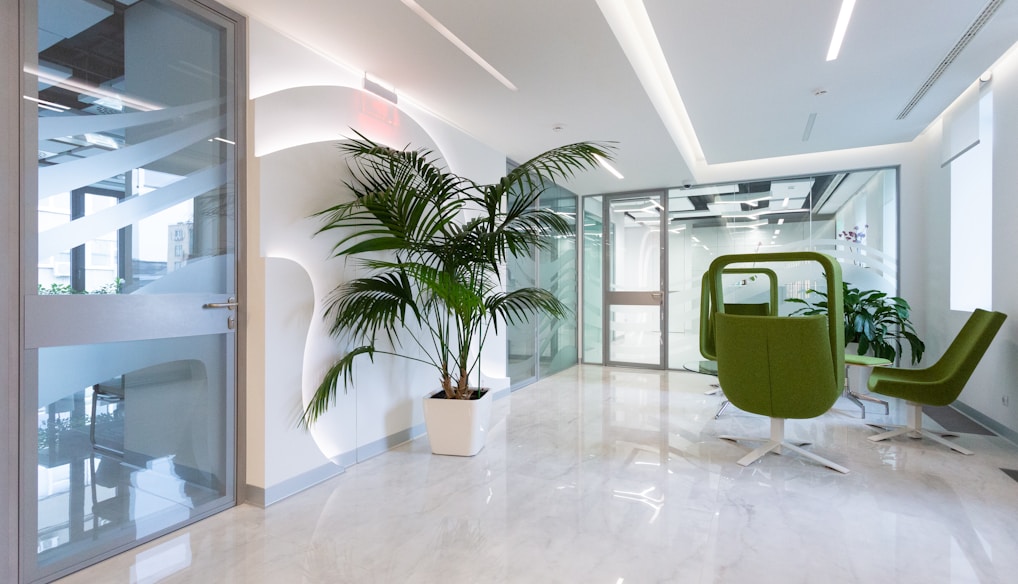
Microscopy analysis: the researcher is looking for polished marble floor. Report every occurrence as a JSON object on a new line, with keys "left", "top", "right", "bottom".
{"left": 56, "top": 365, "right": 1018, "bottom": 583}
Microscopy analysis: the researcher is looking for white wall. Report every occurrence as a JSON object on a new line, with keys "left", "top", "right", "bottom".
{"left": 905, "top": 45, "right": 1018, "bottom": 435}
{"left": 244, "top": 20, "right": 508, "bottom": 504}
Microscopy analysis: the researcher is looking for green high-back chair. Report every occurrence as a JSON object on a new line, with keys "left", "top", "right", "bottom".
{"left": 699, "top": 268, "right": 777, "bottom": 418}
{"left": 699, "top": 268, "right": 778, "bottom": 361}
{"left": 708, "top": 252, "right": 848, "bottom": 473}
{"left": 867, "top": 308, "right": 1007, "bottom": 454}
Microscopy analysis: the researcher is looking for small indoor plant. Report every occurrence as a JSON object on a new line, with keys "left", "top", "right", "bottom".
{"left": 299, "top": 132, "right": 609, "bottom": 453}
{"left": 787, "top": 281, "right": 925, "bottom": 365}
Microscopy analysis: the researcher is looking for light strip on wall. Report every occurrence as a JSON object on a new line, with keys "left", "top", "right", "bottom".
{"left": 401, "top": 0, "right": 518, "bottom": 91}
{"left": 596, "top": 0, "right": 707, "bottom": 174}
{"left": 826, "top": 0, "right": 856, "bottom": 61}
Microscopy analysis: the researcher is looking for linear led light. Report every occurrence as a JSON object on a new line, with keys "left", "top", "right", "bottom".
{"left": 725, "top": 219, "right": 768, "bottom": 229}
{"left": 597, "top": 155, "right": 625, "bottom": 179}
{"left": 401, "top": 0, "right": 517, "bottom": 91}
{"left": 712, "top": 194, "right": 770, "bottom": 207}
{"left": 826, "top": 0, "right": 856, "bottom": 61}
{"left": 761, "top": 208, "right": 808, "bottom": 216}
{"left": 596, "top": 0, "right": 706, "bottom": 172}
{"left": 25, "top": 65, "right": 162, "bottom": 111}
{"left": 23, "top": 95, "right": 69, "bottom": 111}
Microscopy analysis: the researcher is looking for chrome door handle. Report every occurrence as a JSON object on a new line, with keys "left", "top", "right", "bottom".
{"left": 203, "top": 297, "right": 238, "bottom": 310}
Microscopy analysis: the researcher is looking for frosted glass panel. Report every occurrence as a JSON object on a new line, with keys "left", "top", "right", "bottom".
{"left": 34, "top": 0, "right": 234, "bottom": 296}
{"left": 26, "top": 1, "right": 239, "bottom": 580}
{"left": 36, "top": 336, "right": 230, "bottom": 570}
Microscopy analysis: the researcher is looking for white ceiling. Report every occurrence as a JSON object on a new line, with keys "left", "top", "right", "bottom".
{"left": 223, "top": 0, "right": 1018, "bottom": 195}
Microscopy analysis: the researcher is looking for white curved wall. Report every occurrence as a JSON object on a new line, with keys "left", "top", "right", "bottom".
{"left": 246, "top": 21, "right": 508, "bottom": 504}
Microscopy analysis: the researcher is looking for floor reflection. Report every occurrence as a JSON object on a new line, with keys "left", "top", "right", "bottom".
{"left": 54, "top": 365, "right": 1018, "bottom": 584}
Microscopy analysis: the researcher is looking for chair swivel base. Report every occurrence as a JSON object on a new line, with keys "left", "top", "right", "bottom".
{"left": 714, "top": 399, "right": 730, "bottom": 419}
{"left": 867, "top": 401, "right": 973, "bottom": 455}
{"left": 721, "top": 418, "right": 849, "bottom": 474}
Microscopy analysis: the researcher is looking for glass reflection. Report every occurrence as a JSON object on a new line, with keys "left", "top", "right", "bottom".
{"left": 664, "top": 168, "right": 899, "bottom": 369}
{"left": 36, "top": 338, "right": 229, "bottom": 570}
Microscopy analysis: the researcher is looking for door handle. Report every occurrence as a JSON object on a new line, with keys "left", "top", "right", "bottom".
{"left": 650, "top": 292, "right": 663, "bottom": 299}
{"left": 203, "top": 297, "right": 238, "bottom": 310}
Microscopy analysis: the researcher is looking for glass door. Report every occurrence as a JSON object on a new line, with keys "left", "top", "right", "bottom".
{"left": 603, "top": 194, "right": 665, "bottom": 368}
{"left": 22, "top": 0, "right": 243, "bottom": 580}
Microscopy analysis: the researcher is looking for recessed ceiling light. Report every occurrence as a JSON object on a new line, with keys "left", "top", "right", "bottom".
{"left": 596, "top": 0, "right": 706, "bottom": 172}
{"left": 597, "top": 155, "right": 624, "bottom": 180}
{"left": 401, "top": 0, "right": 517, "bottom": 91}
{"left": 826, "top": 0, "right": 856, "bottom": 61}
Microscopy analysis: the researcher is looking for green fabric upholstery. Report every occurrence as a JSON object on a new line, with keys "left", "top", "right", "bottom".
{"left": 706, "top": 252, "right": 848, "bottom": 472}
{"left": 716, "top": 314, "right": 839, "bottom": 418}
{"left": 699, "top": 268, "right": 778, "bottom": 361}
{"left": 708, "top": 251, "right": 845, "bottom": 382}
{"left": 867, "top": 309, "right": 1007, "bottom": 407}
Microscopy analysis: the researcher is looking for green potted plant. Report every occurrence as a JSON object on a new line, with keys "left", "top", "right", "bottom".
{"left": 787, "top": 281, "right": 925, "bottom": 365}
{"left": 299, "top": 132, "right": 610, "bottom": 455}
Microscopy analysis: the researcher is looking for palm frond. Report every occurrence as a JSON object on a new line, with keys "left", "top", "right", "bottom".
{"left": 300, "top": 345, "right": 375, "bottom": 428}
{"left": 306, "top": 132, "right": 599, "bottom": 417}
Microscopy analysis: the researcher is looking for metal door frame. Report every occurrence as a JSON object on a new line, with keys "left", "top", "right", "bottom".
{"left": 15, "top": 1, "right": 247, "bottom": 581}
{"left": 602, "top": 192, "right": 667, "bottom": 369}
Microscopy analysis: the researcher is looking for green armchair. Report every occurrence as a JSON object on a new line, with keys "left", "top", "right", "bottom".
{"left": 709, "top": 252, "right": 848, "bottom": 473}
{"left": 698, "top": 268, "right": 777, "bottom": 418}
{"left": 867, "top": 308, "right": 1007, "bottom": 454}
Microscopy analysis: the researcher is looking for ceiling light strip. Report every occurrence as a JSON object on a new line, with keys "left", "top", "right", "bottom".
{"left": 597, "top": 155, "right": 625, "bottom": 179}
{"left": 802, "top": 113, "right": 817, "bottom": 141}
{"left": 896, "top": 0, "right": 1004, "bottom": 120}
{"left": 401, "top": 0, "right": 517, "bottom": 91}
{"left": 23, "top": 95, "right": 69, "bottom": 111}
{"left": 596, "top": 0, "right": 706, "bottom": 177}
{"left": 826, "top": 0, "right": 856, "bottom": 61}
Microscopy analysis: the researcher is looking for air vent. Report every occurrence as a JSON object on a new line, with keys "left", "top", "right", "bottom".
{"left": 896, "top": 0, "right": 1004, "bottom": 120}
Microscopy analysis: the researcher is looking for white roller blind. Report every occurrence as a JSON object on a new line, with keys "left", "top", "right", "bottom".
{"left": 941, "top": 86, "right": 981, "bottom": 167}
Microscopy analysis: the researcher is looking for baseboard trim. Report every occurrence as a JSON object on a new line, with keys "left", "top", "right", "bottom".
{"left": 953, "top": 400, "right": 1018, "bottom": 447}
{"left": 246, "top": 461, "right": 344, "bottom": 508}
{"left": 249, "top": 389, "right": 513, "bottom": 507}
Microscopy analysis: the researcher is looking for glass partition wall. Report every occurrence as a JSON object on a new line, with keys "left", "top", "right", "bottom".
{"left": 22, "top": 1, "right": 244, "bottom": 581}
{"left": 583, "top": 168, "right": 899, "bottom": 369}
{"left": 506, "top": 182, "right": 579, "bottom": 387}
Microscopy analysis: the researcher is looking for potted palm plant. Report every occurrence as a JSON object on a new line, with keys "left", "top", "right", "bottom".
{"left": 787, "top": 281, "right": 925, "bottom": 365}
{"left": 299, "top": 132, "right": 610, "bottom": 455}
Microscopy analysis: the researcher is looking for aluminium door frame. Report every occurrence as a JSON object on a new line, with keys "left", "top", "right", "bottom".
{"left": 14, "top": 1, "right": 248, "bottom": 581}
{"left": 3, "top": 0, "right": 23, "bottom": 580}
{"left": 601, "top": 191, "right": 668, "bottom": 370}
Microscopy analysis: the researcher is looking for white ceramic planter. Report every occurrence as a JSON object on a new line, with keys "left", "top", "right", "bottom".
{"left": 422, "top": 389, "right": 493, "bottom": 456}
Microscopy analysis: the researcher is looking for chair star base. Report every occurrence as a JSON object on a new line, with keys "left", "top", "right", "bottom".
{"left": 867, "top": 401, "right": 973, "bottom": 455}
{"left": 721, "top": 418, "right": 849, "bottom": 474}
